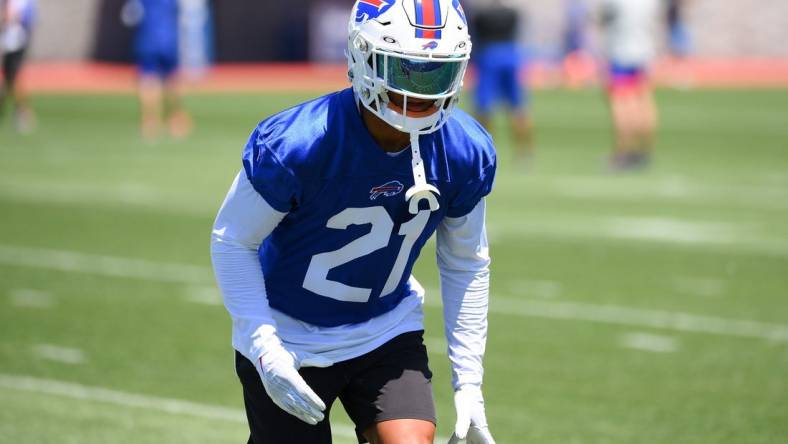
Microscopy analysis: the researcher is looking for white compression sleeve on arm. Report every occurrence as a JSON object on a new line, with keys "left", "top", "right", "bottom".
{"left": 210, "top": 171, "right": 287, "bottom": 363}
{"left": 437, "top": 199, "right": 490, "bottom": 389}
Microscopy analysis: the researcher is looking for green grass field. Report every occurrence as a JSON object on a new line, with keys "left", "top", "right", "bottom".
{"left": 1, "top": 88, "right": 787, "bottom": 443}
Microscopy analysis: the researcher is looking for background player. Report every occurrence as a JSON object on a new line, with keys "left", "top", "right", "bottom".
{"left": 211, "top": 1, "right": 497, "bottom": 443}
{"left": 559, "top": 0, "right": 594, "bottom": 89}
{"left": 665, "top": 0, "right": 694, "bottom": 88}
{"left": 599, "top": 0, "right": 660, "bottom": 171}
{"left": 667, "top": 0, "right": 692, "bottom": 59}
{"left": 470, "top": 0, "right": 533, "bottom": 165}
{"left": 0, "top": 0, "right": 36, "bottom": 132}
{"left": 123, "top": 0, "right": 192, "bottom": 140}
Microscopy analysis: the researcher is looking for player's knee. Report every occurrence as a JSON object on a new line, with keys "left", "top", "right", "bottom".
{"left": 365, "top": 419, "right": 435, "bottom": 444}
{"left": 369, "top": 435, "right": 433, "bottom": 444}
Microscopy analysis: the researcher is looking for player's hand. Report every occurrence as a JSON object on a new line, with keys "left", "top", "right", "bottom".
{"left": 256, "top": 341, "right": 332, "bottom": 425}
{"left": 447, "top": 384, "right": 496, "bottom": 444}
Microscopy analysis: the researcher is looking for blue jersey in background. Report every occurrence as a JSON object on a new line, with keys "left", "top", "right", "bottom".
{"left": 134, "top": 0, "right": 179, "bottom": 77}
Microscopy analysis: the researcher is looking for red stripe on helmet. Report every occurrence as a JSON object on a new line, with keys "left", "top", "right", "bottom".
{"left": 422, "top": 0, "right": 436, "bottom": 26}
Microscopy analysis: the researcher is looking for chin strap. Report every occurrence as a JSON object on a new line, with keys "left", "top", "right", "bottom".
{"left": 405, "top": 132, "right": 440, "bottom": 215}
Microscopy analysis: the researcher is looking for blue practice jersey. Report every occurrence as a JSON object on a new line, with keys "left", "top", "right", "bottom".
{"left": 7, "top": 0, "right": 36, "bottom": 30}
{"left": 243, "top": 88, "right": 496, "bottom": 327}
{"left": 134, "top": 0, "right": 179, "bottom": 56}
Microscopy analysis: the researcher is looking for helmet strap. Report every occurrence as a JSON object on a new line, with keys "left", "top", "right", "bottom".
{"left": 405, "top": 132, "right": 441, "bottom": 214}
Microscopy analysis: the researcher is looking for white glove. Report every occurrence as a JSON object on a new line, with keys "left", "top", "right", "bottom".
{"left": 255, "top": 338, "right": 333, "bottom": 425}
{"left": 447, "top": 385, "right": 496, "bottom": 444}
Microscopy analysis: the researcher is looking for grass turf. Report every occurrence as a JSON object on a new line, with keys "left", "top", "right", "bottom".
{"left": 1, "top": 88, "right": 787, "bottom": 443}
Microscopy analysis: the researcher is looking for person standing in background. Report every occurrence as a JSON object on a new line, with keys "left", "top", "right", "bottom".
{"left": 123, "top": 0, "right": 192, "bottom": 140}
{"left": 666, "top": 0, "right": 691, "bottom": 59}
{"left": 0, "top": 0, "right": 36, "bottom": 133}
{"left": 560, "top": 0, "right": 594, "bottom": 89}
{"left": 665, "top": 0, "right": 693, "bottom": 88}
{"left": 599, "top": 0, "right": 660, "bottom": 171}
{"left": 471, "top": 0, "right": 533, "bottom": 165}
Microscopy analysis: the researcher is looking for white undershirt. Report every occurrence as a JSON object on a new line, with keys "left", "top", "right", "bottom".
{"left": 211, "top": 171, "right": 490, "bottom": 389}
{"left": 602, "top": 0, "right": 660, "bottom": 66}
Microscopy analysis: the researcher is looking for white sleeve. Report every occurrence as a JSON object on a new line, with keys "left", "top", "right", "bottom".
{"left": 210, "top": 171, "right": 287, "bottom": 364}
{"left": 436, "top": 199, "right": 490, "bottom": 390}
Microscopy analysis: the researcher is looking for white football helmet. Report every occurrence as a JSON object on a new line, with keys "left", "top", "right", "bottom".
{"left": 347, "top": 0, "right": 472, "bottom": 135}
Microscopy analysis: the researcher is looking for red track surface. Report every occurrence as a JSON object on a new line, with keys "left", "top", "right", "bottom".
{"left": 15, "top": 59, "right": 788, "bottom": 94}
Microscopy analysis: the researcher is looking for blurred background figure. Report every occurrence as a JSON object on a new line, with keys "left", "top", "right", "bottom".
{"left": 560, "top": 0, "right": 594, "bottom": 89}
{"left": 599, "top": 0, "right": 660, "bottom": 171}
{"left": 0, "top": 0, "right": 36, "bottom": 133}
{"left": 667, "top": 0, "right": 692, "bottom": 59}
{"left": 470, "top": 0, "right": 533, "bottom": 165}
{"left": 178, "top": 0, "right": 213, "bottom": 79}
{"left": 122, "top": 0, "right": 192, "bottom": 140}
{"left": 665, "top": 0, "right": 694, "bottom": 88}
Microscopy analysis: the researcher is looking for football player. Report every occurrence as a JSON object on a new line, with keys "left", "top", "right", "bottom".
{"left": 123, "top": 0, "right": 192, "bottom": 139}
{"left": 599, "top": 0, "right": 660, "bottom": 171}
{"left": 470, "top": 0, "right": 533, "bottom": 164}
{"left": 0, "top": 0, "right": 36, "bottom": 132}
{"left": 211, "top": 1, "right": 497, "bottom": 443}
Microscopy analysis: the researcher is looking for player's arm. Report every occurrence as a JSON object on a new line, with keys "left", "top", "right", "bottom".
{"left": 210, "top": 171, "right": 329, "bottom": 425}
{"left": 437, "top": 199, "right": 496, "bottom": 444}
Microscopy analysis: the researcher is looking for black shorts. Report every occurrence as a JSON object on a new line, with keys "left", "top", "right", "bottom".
{"left": 235, "top": 331, "right": 436, "bottom": 444}
{"left": 2, "top": 47, "right": 27, "bottom": 90}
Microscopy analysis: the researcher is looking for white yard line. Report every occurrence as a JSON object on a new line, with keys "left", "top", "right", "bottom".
{"left": 0, "top": 178, "right": 207, "bottom": 216}
{"left": 32, "top": 344, "right": 87, "bottom": 365}
{"left": 8, "top": 288, "right": 56, "bottom": 308}
{"left": 619, "top": 332, "right": 679, "bottom": 353}
{"left": 3, "top": 244, "right": 787, "bottom": 342}
{"left": 486, "top": 215, "right": 788, "bottom": 258}
{"left": 423, "top": 337, "right": 448, "bottom": 355}
{"left": 489, "top": 297, "right": 788, "bottom": 342}
{"left": 0, "top": 245, "right": 211, "bottom": 285}
{"left": 184, "top": 286, "right": 223, "bottom": 306}
{"left": 507, "top": 279, "right": 562, "bottom": 299}
{"left": 0, "top": 374, "right": 361, "bottom": 440}
{"left": 672, "top": 276, "right": 726, "bottom": 298}
{"left": 545, "top": 175, "right": 788, "bottom": 210}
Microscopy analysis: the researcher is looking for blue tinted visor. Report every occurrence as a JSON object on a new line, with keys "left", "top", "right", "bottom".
{"left": 377, "top": 53, "right": 463, "bottom": 96}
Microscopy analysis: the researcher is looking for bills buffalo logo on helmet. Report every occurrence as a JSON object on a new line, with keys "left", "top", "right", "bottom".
{"left": 356, "top": 0, "right": 395, "bottom": 23}
{"left": 370, "top": 181, "right": 405, "bottom": 200}
{"left": 422, "top": 41, "right": 439, "bottom": 50}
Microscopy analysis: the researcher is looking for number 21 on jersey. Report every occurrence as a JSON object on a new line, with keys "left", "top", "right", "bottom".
{"left": 303, "top": 206, "right": 430, "bottom": 303}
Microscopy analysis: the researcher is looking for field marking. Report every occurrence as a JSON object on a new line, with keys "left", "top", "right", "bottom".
{"left": 489, "top": 297, "right": 788, "bottom": 343}
{"left": 4, "top": 178, "right": 788, "bottom": 254}
{"left": 8, "top": 288, "right": 56, "bottom": 308}
{"left": 32, "top": 344, "right": 87, "bottom": 365}
{"left": 184, "top": 286, "right": 223, "bottom": 306}
{"left": 543, "top": 175, "right": 788, "bottom": 210}
{"left": 605, "top": 217, "right": 736, "bottom": 244}
{"left": 0, "top": 245, "right": 211, "bottom": 285}
{"left": 619, "top": 332, "right": 679, "bottom": 353}
{"left": 672, "top": 276, "right": 726, "bottom": 298}
{"left": 3, "top": 244, "right": 787, "bottom": 343}
{"left": 0, "top": 374, "right": 361, "bottom": 440}
{"left": 424, "top": 337, "right": 448, "bottom": 355}
{"left": 0, "top": 177, "right": 207, "bottom": 216}
{"left": 507, "top": 279, "right": 562, "bottom": 299}
{"left": 487, "top": 215, "right": 788, "bottom": 258}
{"left": 424, "top": 288, "right": 788, "bottom": 343}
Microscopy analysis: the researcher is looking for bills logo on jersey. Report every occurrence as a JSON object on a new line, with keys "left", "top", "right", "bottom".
{"left": 452, "top": 0, "right": 467, "bottom": 25}
{"left": 370, "top": 180, "right": 405, "bottom": 200}
{"left": 356, "top": 0, "right": 395, "bottom": 23}
{"left": 422, "top": 41, "right": 439, "bottom": 50}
